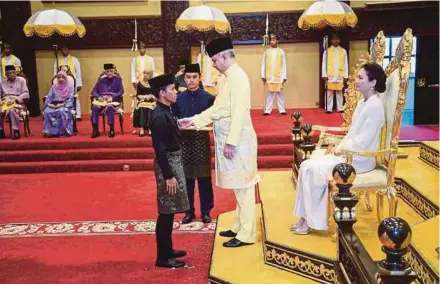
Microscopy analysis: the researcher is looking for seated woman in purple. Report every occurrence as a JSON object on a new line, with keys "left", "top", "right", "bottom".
{"left": 43, "top": 71, "right": 74, "bottom": 137}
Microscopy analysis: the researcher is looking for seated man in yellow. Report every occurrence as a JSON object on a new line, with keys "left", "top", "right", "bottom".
{"left": 0, "top": 65, "right": 29, "bottom": 139}
{"left": 91, "top": 63, "right": 124, "bottom": 138}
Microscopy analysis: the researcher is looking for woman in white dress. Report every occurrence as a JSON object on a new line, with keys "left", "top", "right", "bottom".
{"left": 292, "top": 63, "right": 387, "bottom": 235}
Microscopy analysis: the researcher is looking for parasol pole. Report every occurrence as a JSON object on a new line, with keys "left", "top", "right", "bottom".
{"left": 262, "top": 13, "right": 269, "bottom": 113}
{"left": 0, "top": 40, "right": 3, "bottom": 79}
{"left": 132, "top": 18, "right": 138, "bottom": 86}
{"left": 53, "top": 44, "right": 59, "bottom": 72}
{"left": 323, "top": 35, "right": 328, "bottom": 112}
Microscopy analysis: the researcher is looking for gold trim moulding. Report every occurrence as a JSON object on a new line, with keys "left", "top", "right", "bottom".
{"left": 419, "top": 143, "right": 439, "bottom": 170}
{"left": 404, "top": 244, "right": 439, "bottom": 284}
{"left": 395, "top": 178, "right": 439, "bottom": 220}
{"left": 264, "top": 243, "right": 338, "bottom": 284}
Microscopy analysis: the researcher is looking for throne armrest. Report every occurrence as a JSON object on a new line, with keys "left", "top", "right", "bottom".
{"left": 338, "top": 147, "right": 397, "bottom": 165}
{"left": 313, "top": 125, "right": 349, "bottom": 148}
{"left": 312, "top": 125, "right": 348, "bottom": 132}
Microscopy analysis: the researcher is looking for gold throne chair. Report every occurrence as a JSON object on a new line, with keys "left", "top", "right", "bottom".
{"left": 324, "top": 28, "right": 414, "bottom": 222}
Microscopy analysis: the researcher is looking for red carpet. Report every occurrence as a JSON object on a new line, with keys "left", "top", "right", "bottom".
{"left": 0, "top": 171, "right": 233, "bottom": 283}
{"left": 0, "top": 172, "right": 236, "bottom": 223}
{"left": 0, "top": 234, "right": 213, "bottom": 284}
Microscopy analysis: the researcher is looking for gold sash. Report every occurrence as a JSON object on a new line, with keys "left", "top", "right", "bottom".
{"left": 58, "top": 55, "right": 76, "bottom": 77}
{"left": 265, "top": 48, "right": 283, "bottom": 82}
{"left": 327, "top": 46, "right": 345, "bottom": 78}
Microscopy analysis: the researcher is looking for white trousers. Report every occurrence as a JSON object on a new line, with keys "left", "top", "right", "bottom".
{"left": 264, "top": 92, "right": 286, "bottom": 114}
{"left": 293, "top": 149, "right": 344, "bottom": 230}
{"left": 231, "top": 186, "right": 256, "bottom": 243}
{"left": 326, "top": 90, "right": 343, "bottom": 112}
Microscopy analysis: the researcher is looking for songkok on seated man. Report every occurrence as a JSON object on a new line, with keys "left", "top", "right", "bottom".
{"left": 104, "top": 63, "right": 115, "bottom": 70}
{"left": 5, "top": 65, "right": 15, "bottom": 72}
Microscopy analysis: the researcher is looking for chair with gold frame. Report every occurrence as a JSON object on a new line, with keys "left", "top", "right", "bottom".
{"left": 297, "top": 31, "right": 386, "bottom": 210}
{"left": 326, "top": 28, "right": 414, "bottom": 222}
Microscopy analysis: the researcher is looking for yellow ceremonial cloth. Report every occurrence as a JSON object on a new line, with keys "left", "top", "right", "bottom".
{"left": 1, "top": 55, "right": 18, "bottom": 78}
{"left": 267, "top": 83, "right": 282, "bottom": 92}
{"left": 1, "top": 103, "right": 19, "bottom": 112}
{"left": 92, "top": 100, "right": 120, "bottom": 107}
{"left": 327, "top": 46, "right": 345, "bottom": 91}
{"left": 138, "top": 101, "right": 156, "bottom": 109}
{"left": 265, "top": 48, "right": 283, "bottom": 83}
{"left": 178, "top": 86, "right": 187, "bottom": 93}
{"left": 58, "top": 55, "right": 75, "bottom": 77}
{"left": 327, "top": 82, "right": 343, "bottom": 90}
{"left": 135, "top": 55, "right": 153, "bottom": 82}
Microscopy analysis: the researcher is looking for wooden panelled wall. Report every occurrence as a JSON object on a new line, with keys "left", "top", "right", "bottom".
{"left": 0, "top": 1, "right": 438, "bottom": 115}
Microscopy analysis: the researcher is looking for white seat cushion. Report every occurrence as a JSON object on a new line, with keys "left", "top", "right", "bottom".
{"left": 352, "top": 167, "right": 388, "bottom": 188}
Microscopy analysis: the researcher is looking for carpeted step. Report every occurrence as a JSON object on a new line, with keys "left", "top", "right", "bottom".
{"left": 0, "top": 134, "right": 291, "bottom": 152}
{"left": 1, "top": 144, "right": 293, "bottom": 163}
{"left": 0, "top": 156, "right": 292, "bottom": 174}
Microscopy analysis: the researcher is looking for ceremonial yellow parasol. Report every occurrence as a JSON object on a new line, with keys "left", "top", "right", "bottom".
{"left": 23, "top": 9, "right": 86, "bottom": 38}
{"left": 176, "top": 5, "right": 231, "bottom": 34}
{"left": 298, "top": 0, "right": 358, "bottom": 30}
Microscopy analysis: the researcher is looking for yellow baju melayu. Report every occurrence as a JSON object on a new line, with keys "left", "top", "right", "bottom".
{"left": 261, "top": 47, "right": 287, "bottom": 114}
{"left": 322, "top": 45, "right": 348, "bottom": 112}
{"left": 191, "top": 63, "right": 260, "bottom": 243}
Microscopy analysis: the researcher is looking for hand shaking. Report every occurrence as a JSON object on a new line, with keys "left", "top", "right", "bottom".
{"left": 177, "top": 118, "right": 194, "bottom": 129}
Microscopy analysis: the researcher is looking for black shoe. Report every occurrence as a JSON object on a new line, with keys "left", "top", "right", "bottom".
{"left": 219, "top": 230, "right": 237, "bottom": 238}
{"left": 12, "top": 130, "right": 21, "bottom": 140}
{"left": 263, "top": 113, "right": 270, "bottom": 116}
{"left": 155, "top": 258, "right": 186, "bottom": 268}
{"left": 181, "top": 212, "right": 195, "bottom": 224}
{"left": 222, "top": 238, "right": 253, "bottom": 248}
{"left": 201, "top": 214, "right": 211, "bottom": 223}
{"left": 325, "top": 111, "right": 332, "bottom": 114}
{"left": 172, "top": 250, "right": 187, "bottom": 258}
{"left": 109, "top": 125, "right": 115, "bottom": 138}
{"left": 0, "top": 130, "right": 5, "bottom": 139}
{"left": 91, "top": 124, "right": 100, "bottom": 138}
{"left": 76, "top": 118, "right": 83, "bottom": 122}
{"left": 280, "top": 112, "right": 287, "bottom": 115}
